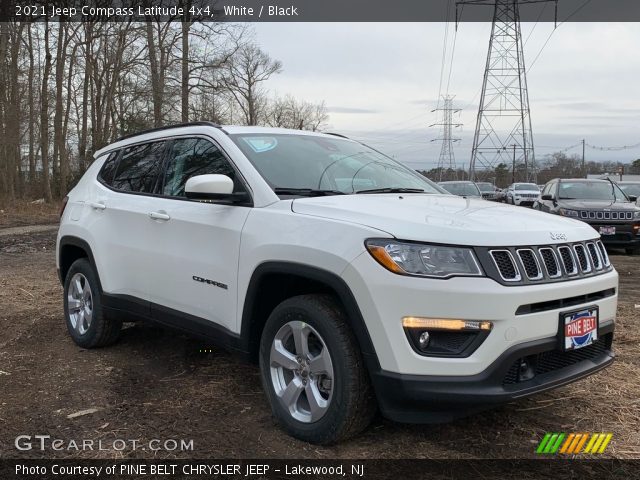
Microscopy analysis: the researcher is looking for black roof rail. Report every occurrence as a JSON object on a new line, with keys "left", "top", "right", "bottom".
{"left": 324, "top": 132, "right": 350, "bottom": 139}
{"left": 116, "top": 121, "right": 223, "bottom": 142}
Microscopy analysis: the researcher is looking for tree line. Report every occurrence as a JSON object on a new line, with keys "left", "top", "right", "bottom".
{"left": 420, "top": 153, "right": 640, "bottom": 187}
{"left": 0, "top": 20, "right": 328, "bottom": 202}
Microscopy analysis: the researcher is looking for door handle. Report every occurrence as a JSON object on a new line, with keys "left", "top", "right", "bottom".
{"left": 89, "top": 201, "right": 106, "bottom": 210}
{"left": 149, "top": 211, "right": 171, "bottom": 221}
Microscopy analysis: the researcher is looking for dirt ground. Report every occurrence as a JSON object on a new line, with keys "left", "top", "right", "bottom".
{"left": 0, "top": 218, "right": 638, "bottom": 460}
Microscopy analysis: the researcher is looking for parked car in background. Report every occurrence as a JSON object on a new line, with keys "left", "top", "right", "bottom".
{"left": 505, "top": 183, "right": 540, "bottom": 206}
{"left": 535, "top": 178, "right": 640, "bottom": 254}
{"left": 537, "top": 185, "right": 545, "bottom": 192}
{"left": 495, "top": 188, "right": 507, "bottom": 203}
{"left": 438, "top": 181, "right": 482, "bottom": 198}
{"left": 476, "top": 182, "right": 499, "bottom": 201}
{"left": 618, "top": 181, "right": 640, "bottom": 203}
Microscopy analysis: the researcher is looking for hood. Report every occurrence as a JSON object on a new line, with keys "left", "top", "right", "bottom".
{"left": 291, "top": 194, "right": 598, "bottom": 246}
{"left": 513, "top": 190, "right": 540, "bottom": 195}
{"left": 558, "top": 199, "right": 639, "bottom": 210}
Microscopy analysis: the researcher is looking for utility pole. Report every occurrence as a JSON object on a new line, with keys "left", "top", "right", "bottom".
{"left": 430, "top": 95, "right": 462, "bottom": 182}
{"left": 457, "top": 0, "right": 557, "bottom": 184}
{"left": 582, "top": 139, "right": 586, "bottom": 177}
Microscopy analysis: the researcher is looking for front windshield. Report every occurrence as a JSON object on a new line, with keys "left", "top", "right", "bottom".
{"left": 515, "top": 184, "right": 538, "bottom": 191}
{"left": 476, "top": 183, "right": 494, "bottom": 192}
{"left": 229, "top": 133, "right": 444, "bottom": 194}
{"left": 440, "top": 183, "right": 481, "bottom": 197}
{"left": 558, "top": 181, "right": 629, "bottom": 201}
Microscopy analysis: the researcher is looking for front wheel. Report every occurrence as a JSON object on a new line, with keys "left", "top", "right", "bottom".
{"left": 259, "top": 294, "right": 376, "bottom": 444}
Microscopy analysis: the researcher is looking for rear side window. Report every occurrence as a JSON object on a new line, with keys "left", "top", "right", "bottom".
{"left": 97, "top": 151, "right": 119, "bottom": 186}
{"left": 162, "top": 137, "right": 240, "bottom": 197}
{"left": 112, "top": 141, "right": 166, "bottom": 193}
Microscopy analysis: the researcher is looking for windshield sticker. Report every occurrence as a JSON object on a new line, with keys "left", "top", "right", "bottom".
{"left": 242, "top": 136, "right": 278, "bottom": 153}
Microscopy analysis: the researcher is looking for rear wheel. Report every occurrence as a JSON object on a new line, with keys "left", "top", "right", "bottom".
{"left": 259, "top": 294, "right": 376, "bottom": 444}
{"left": 64, "top": 258, "right": 121, "bottom": 348}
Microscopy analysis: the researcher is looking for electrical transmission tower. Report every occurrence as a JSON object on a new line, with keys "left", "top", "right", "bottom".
{"left": 430, "top": 95, "right": 462, "bottom": 182}
{"left": 457, "top": 0, "right": 557, "bottom": 184}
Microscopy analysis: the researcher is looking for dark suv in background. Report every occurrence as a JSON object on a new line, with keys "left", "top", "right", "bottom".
{"left": 535, "top": 178, "right": 640, "bottom": 254}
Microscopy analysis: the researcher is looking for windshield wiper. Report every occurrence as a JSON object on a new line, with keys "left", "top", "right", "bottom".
{"left": 355, "top": 187, "right": 425, "bottom": 194}
{"left": 558, "top": 197, "right": 576, "bottom": 200}
{"left": 274, "top": 188, "right": 347, "bottom": 197}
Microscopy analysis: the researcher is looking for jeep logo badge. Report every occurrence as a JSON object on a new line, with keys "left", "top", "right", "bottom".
{"left": 550, "top": 232, "right": 567, "bottom": 241}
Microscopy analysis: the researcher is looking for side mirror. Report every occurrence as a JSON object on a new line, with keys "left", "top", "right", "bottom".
{"left": 541, "top": 194, "right": 554, "bottom": 201}
{"left": 185, "top": 174, "right": 249, "bottom": 203}
{"left": 628, "top": 195, "right": 638, "bottom": 202}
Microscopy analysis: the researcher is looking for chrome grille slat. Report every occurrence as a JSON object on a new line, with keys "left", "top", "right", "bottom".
{"left": 490, "top": 250, "right": 521, "bottom": 282}
{"left": 558, "top": 246, "right": 578, "bottom": 276}
{"left": 596, "top": 240, "right": 610, "bottom": 267}
{"left": 538, "top": 247, "right": 561, "bottom": 278}
{"left": 573, "top": 244, "right": 592, "bottom": 273}
{"left": 586, "top": 242, "right": 602, "bottom": 270}
{"left": 579, "top": 210, "right": 632, "bottom": 221}
{"left": 516, "top": 249, "right": 543, "bottom": 280}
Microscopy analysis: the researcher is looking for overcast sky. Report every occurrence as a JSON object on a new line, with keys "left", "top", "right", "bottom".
{"left": 252, "top": 22, "right": 640, "bottom": 171}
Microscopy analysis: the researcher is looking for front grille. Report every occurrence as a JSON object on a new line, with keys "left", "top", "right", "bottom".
{"left": 503, "top": 335, "right": 611, "bottom": 385}
{"left": 580, "top": 210, "right": 633, "bottom": 221}
{"left": 485, "top": 240, "right": 612, "bottom": 285}
{"left": 517, "top": 193, "right": 539, "bottom": 199}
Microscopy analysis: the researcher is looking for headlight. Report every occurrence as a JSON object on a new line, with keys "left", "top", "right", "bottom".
{"left": 634, "top": 211, "right": 640, "bottom": 219}
{"left": 365, "top": 239, "right": 483, "bottom": 278}
{"left": 559, "top": 208, "right": 579, "bottom": 218}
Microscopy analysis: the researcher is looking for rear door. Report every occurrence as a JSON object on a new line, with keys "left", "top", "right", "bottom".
{"left": 143, "top": 136, "right": 252, "bottom": 332}
{"left": 89, "top": 140, "right": 168, "bottom": 301}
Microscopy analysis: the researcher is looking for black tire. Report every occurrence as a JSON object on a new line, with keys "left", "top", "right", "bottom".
{"left": 63, "top": 258, "right": 121, "bottom": 348}
{"left": 259, "top": 294, "right": 376, "bottom": 444}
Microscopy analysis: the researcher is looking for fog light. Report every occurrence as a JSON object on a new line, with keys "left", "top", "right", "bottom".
{"left": 418, "top": 331, "right": 430, "bottom": 350}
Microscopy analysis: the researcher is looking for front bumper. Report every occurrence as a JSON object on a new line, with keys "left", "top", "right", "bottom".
{"left": 587, "top": 222, "right": 640, "bottom": 248}
{"left": 372, "top": 323, "right": 614, "bottom": 423}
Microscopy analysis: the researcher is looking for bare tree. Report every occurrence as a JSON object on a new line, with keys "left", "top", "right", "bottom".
{"left": 222, "top": 43, "right": 282, "bottom": 125}
{"left": 266, "top": 95, "right": 328, "bottom": 131}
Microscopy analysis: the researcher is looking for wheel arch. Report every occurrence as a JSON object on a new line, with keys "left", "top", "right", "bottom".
{"left": 58, "top": 236, "right": 102, "bottom": 291}
{"left": 240, "top": 262, "right": 379, "bottom": 370}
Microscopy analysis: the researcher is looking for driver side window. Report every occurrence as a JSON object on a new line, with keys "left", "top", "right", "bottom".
{"left": 162, "top": 137, "right": 240, "bottom": 197}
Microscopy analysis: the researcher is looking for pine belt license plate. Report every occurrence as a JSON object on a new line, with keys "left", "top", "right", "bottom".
{"left": 599, "top": 226, "right": 615, "bottom": 235}
{"left": 560, "top": 307, "right": 599, "bottom": 351}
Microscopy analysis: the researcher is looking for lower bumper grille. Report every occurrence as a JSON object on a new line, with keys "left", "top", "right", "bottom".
{"left": 503, "top": 334, "right": 612, "bottom": 385}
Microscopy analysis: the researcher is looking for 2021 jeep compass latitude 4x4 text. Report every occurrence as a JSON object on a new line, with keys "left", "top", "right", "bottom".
{"left": 57, "top": 123, "right": 617, "bottom": 444}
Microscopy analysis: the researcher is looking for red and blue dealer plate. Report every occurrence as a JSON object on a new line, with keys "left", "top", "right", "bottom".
{"left": 561, "top": 307, "right": 599, "bottom": 351}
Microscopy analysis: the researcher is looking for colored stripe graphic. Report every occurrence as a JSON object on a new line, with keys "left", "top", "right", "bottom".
{"left": 537, "top": 433, "right": 612, "bottom": 455}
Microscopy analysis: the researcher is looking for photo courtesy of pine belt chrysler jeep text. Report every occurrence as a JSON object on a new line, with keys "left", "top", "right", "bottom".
{"left": 57, "top": 123, "right": 617, "bottom": 444}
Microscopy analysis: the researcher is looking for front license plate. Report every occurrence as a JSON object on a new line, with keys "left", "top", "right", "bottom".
{"left": 599, "top": 226, "right": 616, "bottom": 235}
{"left": 561, "top": 307, "right": 598, "bottom": 351}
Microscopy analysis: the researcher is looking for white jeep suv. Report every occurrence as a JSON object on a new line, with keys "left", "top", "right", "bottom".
{"left": 57, "top": 123, "right": 617, "bottom": 444}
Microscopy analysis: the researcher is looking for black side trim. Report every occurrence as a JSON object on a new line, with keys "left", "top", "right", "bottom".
{"left": 101, "top": 293, "right": 246, "bottom": 357}
{"left": 515, "top": 288, "right": 616, "bottom": 315}
{"left": 240, "top": 262, "right": 379, "bottom": 368}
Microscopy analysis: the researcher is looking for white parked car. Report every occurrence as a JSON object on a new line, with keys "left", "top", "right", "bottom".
{"left": 506, "top": 183, "right": 541, "bottom": 206}
{"left": 57, "top": 123, "right": 617, "bottom": 444}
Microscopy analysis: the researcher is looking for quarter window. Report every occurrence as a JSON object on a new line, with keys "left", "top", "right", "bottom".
{"left": 112, "top": 141, "right": 166, "bottom": 193}
{"left": 162, "top": 138, "right": 239, "bottom": 197}
{"left": 97, "top": 151, "right": 120, "bottom": 186}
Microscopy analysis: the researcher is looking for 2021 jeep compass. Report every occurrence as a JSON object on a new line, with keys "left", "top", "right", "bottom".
{"left": 57, "top": 122, "right": 617, "bottom": 444}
